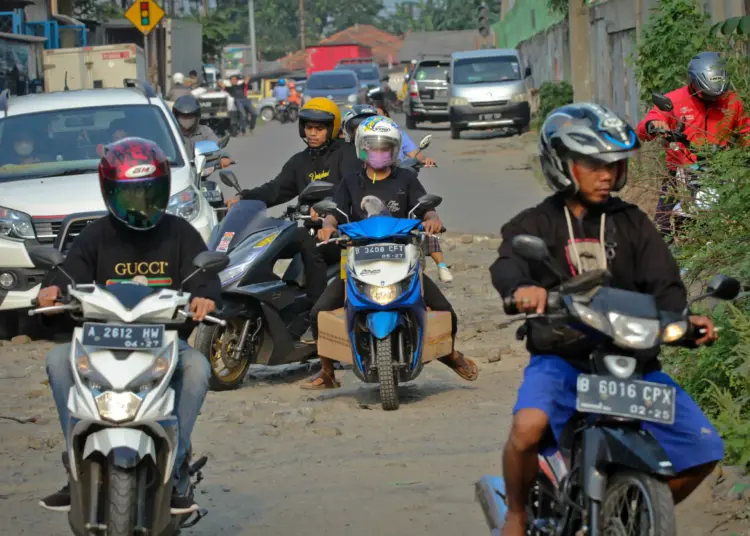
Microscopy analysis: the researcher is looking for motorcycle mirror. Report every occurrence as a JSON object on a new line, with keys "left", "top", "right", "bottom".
{"left": 417, "top": 193, "right": 442, "bottom": 208}
{"left": 193, "top": 140, "right": 221, "bottom": 160}
{"left": 511, "top": 235, "right": 550, "bottom": 262}
{"left": 299, "top": 180, "right": 335, "bottom": 204}
{"left": 651, "top": 92, "right": 674, "bottom": 113}
{"left": 181, "top": 251, "right": 230, "bottom": 291}
{"left": 27, "top": 245, "right": 65, "bottom": 271}
{"left": 418, "top": 135, "right": 432, "bottom": 150}
{"left": 217, "top": 134, "right": 230, "bottom": 149}
{"left": 219, "top": 170, "right": 242, "bottom": 192}
{"left": 312, "top": 199, "right": 338, "bottom": 216}
{"left": 706, "top": 275, "right": 741, "bottom": 300}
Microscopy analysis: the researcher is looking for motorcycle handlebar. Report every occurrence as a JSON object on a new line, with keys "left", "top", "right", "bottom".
{"left": 177, "top": 310, "right": 227, "bottom": 327}
{"left": 502, "top": 291, "right": 561, "bottom": 316}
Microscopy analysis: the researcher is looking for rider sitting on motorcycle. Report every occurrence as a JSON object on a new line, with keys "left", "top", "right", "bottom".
{"left": 38, "top": 138, "right": 218, "bottom": 515}
{"left": 299, "top": 115, "right": 478, "bottom": 389}
{"left": 172, "top": 94, "right": 232, "bottom": 170}
{"left": 635, "top": 51, "right": 750, "bottom": 235}
{"left": 273, "top": 78, "right": 290, "bottom": 102}
{"left": 491, "top": 103, "right": 722, "bottom": 536}
{"left": 226, "top": 97, "right": 360, "bottom": 307}
{"left": 288, "top": 80, "right": 301, "bottom": 106}
{"left": 167, "top": 72, "right": 192, "bottom": 101}
{"left": 341, "top": 104, "right": 454, "bottom": 283}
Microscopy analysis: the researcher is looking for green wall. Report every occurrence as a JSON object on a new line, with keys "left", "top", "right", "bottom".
{"left": 493, "top": 0, "right": 566, "bottom": 48}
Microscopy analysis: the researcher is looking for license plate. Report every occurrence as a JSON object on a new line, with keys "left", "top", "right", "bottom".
{"left": 576, "top": 374, "right": 676, "bottom": 425}
{"left": 82, "top": 323, "right": 164, "bottom": 350}
{"left": 202, "top": 188, "right": 223, "bottom": 202}
{"left": 216, "top": 111, "right": 228, "bottom": 118}
{"left": 353, "top": 244, "right": 406, "bottom": 262}
{"left": 480, "top": 113, "right": 502, "bottom": 120}
{"left": 436, "top": 89, "right": 447, "bottom": 97}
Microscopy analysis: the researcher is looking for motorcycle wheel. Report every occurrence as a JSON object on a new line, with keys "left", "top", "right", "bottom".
{"left": 195, "top": 317, "right": 262, "bottom": 391}
{"left": 375, "top": 336, "right": 399, "bottom": 410}
{"left": 107, "top": 466, "right": 137, "bottom": 536}
{"left": 600, "top": 471, "right": 676, "bottom": 535}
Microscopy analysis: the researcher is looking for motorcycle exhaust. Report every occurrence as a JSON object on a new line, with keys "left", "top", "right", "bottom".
{"left": 475, "top": 475, "right": 508, "bottom": 535}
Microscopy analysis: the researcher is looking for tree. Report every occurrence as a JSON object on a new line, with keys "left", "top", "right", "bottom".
{"left": 185, "top": 9, "right": 243, "bottom": 62}
{"left": 72, "top": 0, "right": 123, "bottom": 21}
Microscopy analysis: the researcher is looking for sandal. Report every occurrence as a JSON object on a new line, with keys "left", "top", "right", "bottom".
{"left": 299, "top": 370, "right": 341, "bottom": 390}
{"left": 438, "top": 351, "right": 479, "bottom": 381}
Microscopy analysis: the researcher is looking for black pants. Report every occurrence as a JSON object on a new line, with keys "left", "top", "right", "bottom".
{"left": 281, "top": 227, "right": 340, "bottom": 304}
{"left": 310, "top": 274, "right": 458, "bottom": 342}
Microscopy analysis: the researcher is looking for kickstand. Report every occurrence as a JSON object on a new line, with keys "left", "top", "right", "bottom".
{"left": 180, "top": 507, "right": 208, "bottom": 529}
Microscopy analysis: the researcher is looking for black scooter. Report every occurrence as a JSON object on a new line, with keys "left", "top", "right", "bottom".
{"left": 193, "top": 171, "right": 340, "bottom": 390}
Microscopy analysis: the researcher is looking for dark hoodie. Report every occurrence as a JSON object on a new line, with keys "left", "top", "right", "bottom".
{"left": 240, "top": 139, "right": 361, "bottom": 207}
{"left": 489, "top": 194, "right": 687, "bottom": 371}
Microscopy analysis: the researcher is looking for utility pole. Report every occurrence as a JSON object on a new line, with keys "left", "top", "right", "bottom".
{"left": 568, "top": 0, "right": 593, "bottom": 100}
{"left": 248, "top": 0, "right": 258, "bottom": 74}
{"left": 202, "top": 0, "right": 207, "bottom": 16}
{"left": 299, "top": 0, "right": 305, "bottom": 49}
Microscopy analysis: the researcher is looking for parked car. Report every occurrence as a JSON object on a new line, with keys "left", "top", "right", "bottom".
{"left": 335, "top": 60, "right": 381, "bottom": 90}
{"left": 303, "top": 69, "right": 362, "bottom": 109}
{"left": 404, "top": 55, "right": 451, "bottom": 130}
{"left": 0, "top": 81, "right": 220, "bottom": 338}
{"left": 448, "top": 48, "right": 532, "bottom": 140}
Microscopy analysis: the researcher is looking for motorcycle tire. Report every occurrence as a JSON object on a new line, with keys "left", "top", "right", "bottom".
{"left": 375, "top": 336, "right": 399, "bottom": 410}
{"left": 600, "top": 471, "right": 676, "bottom": 535}
{"left": 107, "top": 466, "right": 137, "bottom": 536}
{"left": 195, "top": 321, "right": 259, "bottom": 391}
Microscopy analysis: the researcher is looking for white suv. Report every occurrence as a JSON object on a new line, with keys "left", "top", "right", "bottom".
{"left": 0, "top": 83, "right": 218, "bottom": 337}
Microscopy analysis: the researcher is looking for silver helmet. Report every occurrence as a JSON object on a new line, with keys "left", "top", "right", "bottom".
{"left": 687, "top": 51, "right": 730, "bottom": 101}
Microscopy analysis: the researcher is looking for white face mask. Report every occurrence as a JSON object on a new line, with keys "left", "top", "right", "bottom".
{"left": 178, "top": 117, "right": 197, "bottom": 131}
{"left": 15, "top": 141, "right": 33, "bottom": 156}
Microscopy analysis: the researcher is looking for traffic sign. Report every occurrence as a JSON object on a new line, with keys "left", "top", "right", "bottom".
{"left": 125, "top": 0, "right": 165, "bottom": 35}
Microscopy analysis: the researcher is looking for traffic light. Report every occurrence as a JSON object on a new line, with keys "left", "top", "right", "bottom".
{"left": 477, "top": 3, "right": 490, "bottom": 37}
{"left": 140, "top": 1, "right": 150, "bottom": 26}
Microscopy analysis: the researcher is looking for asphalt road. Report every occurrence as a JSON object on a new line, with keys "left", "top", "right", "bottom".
{"left": 222, "top": 116, "right": 546, "bottom": 235}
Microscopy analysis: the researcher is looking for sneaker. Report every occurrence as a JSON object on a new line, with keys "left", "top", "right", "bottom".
{"left": 39, "top": 484, "right": 70, "bottom": 512}
{"left": 437, "top": 264, "right": 454, "bottom": 283}
{"left": 300, "top": 327, "right": 316, "bottom": 345}
{"left": 170, "top": 488, "right": 199, "bottom": 515}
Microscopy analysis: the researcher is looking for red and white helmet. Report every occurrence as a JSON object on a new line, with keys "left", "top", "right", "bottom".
{"left": 98, "top": 137, "right": 171, "bottom": 230}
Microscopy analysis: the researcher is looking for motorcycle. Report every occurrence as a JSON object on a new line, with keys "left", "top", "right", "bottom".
{"left": 193, "top": 170, "right": 340, "bottom": 391}
{"left": 311, "top": 194, "right": 452, "bottom": 410}
{"left": 274, "top": 101, "right": 299, "bottom": 124}
{"left": 398, "top": 134, "right": 435, "bottom": 174}
{"left": 26, "top": 246, "right": 230, "bottom": 536}
{"left": 475, "top": 234, "right": 741, "bottom": 536}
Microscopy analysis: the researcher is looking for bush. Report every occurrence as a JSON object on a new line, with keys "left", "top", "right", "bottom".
{"left": 534, "top": 81, "right": 574, "bottom": 129}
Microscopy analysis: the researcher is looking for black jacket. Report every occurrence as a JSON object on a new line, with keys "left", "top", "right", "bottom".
{"left": 240, "top": 139, "right": 361, "bottom": 207}
{"left": 489, "top": 194, "right": 687, "bottom": 370}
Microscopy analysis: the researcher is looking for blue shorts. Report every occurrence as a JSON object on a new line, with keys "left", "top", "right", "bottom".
{"left": 513, "top": 355, "right": 724, "bottom": 474}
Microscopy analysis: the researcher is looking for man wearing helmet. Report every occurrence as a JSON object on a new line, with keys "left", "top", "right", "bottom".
{"left": 36, "top": 138, "right": 218, "bottom": 515}
{"left": 167, "top": 72, "right": 192, "bottom": 101}
{"left": 636, "top": 51, "right": 750, "bottom": 235}
{"left": 491, "top": 103, "right": 722, "bottom": 535}
{"left": 272, "top": 78, "right": 290, "bottom": 103}
{"left": 299, "top": 115, "right": 479, "bottom": 389}
{"left": 226, "top": 97, "right": 360, "bottom": 306}
{"left": 172, "top": 94, "right": 232, "bottom": 169}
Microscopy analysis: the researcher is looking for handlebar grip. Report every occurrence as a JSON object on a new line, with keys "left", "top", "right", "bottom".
{"left": 503, "top": 296, "right": 518, "bottom": 315}
{"left": 503, "top": 291, "right": 561, "bottom": 316}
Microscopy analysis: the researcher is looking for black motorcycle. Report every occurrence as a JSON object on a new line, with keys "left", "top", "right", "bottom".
{"left": 275, "top": 101, "right": 299, "bottom": 124}
{"left": 476, "top": 234, "right": 740, "bottom": 536}
{"left": 193, "top": 171, "right": 340, "bottom": 390}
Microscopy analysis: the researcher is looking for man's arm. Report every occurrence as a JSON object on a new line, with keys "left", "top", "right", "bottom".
{"left": 489, "top": 215, "right": 538, "bottom": 298}
{"left": 728, "top": 92, "right": 750, "bottom": 145}
{"left": 636, "top": 105, "right": 674, "bottom": 141}
{"left": 330, "top": 174, "right": 353, "bottom": 225}
{"left": 239, "top": 156, "right": 300, "bottom": 207}
{"left": 178, "top": 222, "right": 220, "bottom": 302}
{"left": 44, "top": 224, "right": 99, "bottom": 289}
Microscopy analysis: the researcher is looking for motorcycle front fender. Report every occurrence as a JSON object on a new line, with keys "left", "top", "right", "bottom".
{"left": 83, "top": 428, "right": 157, "bottom": 469}
{"left": 366, "top": 311, "right": 400, "bottom": 339}
{"left": 582, "top": 425, "right": 675, "bottom": 502}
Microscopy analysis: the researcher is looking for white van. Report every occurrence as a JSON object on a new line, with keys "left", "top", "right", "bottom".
{"left": 448, "top": 48, "right": 532, "bottom": 139}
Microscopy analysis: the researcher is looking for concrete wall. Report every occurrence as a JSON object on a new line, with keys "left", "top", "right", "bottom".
{"left": 493, "top": 0, "right": 566, "bottom": 48}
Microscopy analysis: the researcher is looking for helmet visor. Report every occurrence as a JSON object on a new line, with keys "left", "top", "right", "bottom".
{"left": 103, "top": 176, "right": 170, "bottom": 230}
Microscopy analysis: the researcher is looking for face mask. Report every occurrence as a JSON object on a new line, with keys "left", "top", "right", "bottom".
{"left": 178, "top": 117, "right": 197, "bottom": 131}
{"left": 15, "top": 141, "right": 33, "bottom": 156}
{"left": 366, "top": 149, "right": 393, "bottom": 170}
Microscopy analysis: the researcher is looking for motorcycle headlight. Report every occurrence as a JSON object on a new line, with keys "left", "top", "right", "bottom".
{"left": 166, "top": 187, "right": 200, "bottom": 222}
{"left": 218, "top": 230, "right": 280, "bottom": 286}
{"left": 608, "top": 312, "right": 660, "bottom": 350}
{"left": 571, "top": 302, "right": 611, "bottom": 335}
{"left": 662, "top": 320, "right": 688, "bottom": 343}
{"left": 348, "top": 93, "right": 358, "bottom": 103}
{"left": 125, "top": 344, "right": 173, "bottom": 394}
{"left": 367, "top": 283, "right": 400, "bottom": 305}
{"left": 96, "top": 391, "right": 142, "bottom": 423}
{"left": 0, "top": 206, "right": 34, "bottom": 241}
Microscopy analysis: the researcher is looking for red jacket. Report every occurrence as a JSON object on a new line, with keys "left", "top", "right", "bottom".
{"left": 635, "top": 85, "right": 750, "bottom": 167}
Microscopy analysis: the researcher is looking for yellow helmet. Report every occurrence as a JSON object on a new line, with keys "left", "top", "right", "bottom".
{"left": 298, "top": 97, "right": 341, "bottom": 141}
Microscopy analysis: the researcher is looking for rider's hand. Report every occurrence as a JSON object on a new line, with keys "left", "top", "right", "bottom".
{"left": 422, "top": 218, "right": 443, "bottom": 235}
{"left": 423, "top": 157, "right": 437, "bottom": 167}
{"left": 226, "top": 195, "right": 241, "bottom": 209}
{"left": 190, "top": 297, "right": 216, "bottom": 322}
{"left": 310, "top": 208, "right": 319, "bottom": 222}
{"left": 513, "top": 286, "right": 548, "bottom": 314}
{"left": 317, "top": 226, "right": 337, "bottom": 243}
{"left": 38, "top": 286, "right": 62, "bottom": 308}
{"left": 648, "top": 120, "right": 669, "bottom": 133}
{"left": 690, "top": 315, "right": 718, "bottom": 346}
{"left": 220, "top": 157, "right": 232, "bottom": 169}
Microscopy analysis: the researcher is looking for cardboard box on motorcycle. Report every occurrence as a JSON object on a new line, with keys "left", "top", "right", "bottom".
{"left": 317, "top": 267, "right": 453, "bottom": 364}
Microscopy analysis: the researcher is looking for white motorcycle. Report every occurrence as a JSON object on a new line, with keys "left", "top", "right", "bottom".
{"left": 27, "top": 246, "right": 229, "bottom": 536}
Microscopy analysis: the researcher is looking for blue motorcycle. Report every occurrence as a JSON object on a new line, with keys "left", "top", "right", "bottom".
{"left": 312, "top": 195, "right": 453, "bottom": 410}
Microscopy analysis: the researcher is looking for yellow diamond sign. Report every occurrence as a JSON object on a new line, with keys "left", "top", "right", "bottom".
{"left": 125, "top": 0, "right": 165, "bottom": 36}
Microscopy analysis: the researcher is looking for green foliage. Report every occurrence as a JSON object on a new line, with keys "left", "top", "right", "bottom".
{"left": 546, "top": 0, "right": 569, "bottom": 16}
{"left": 380, "top": 0, "right": 501, "bottom": 36}
{"left": 533, "top": 81, "right": 574, "bottom": 128}
{"left": 631, "top": 0, "right": 718, "bottom": 105}
{"left": 185, "top": 10, "right": 243, "bottom": 62}
{"left": 73, "top": 0, "right": 123, "bottom": 21}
